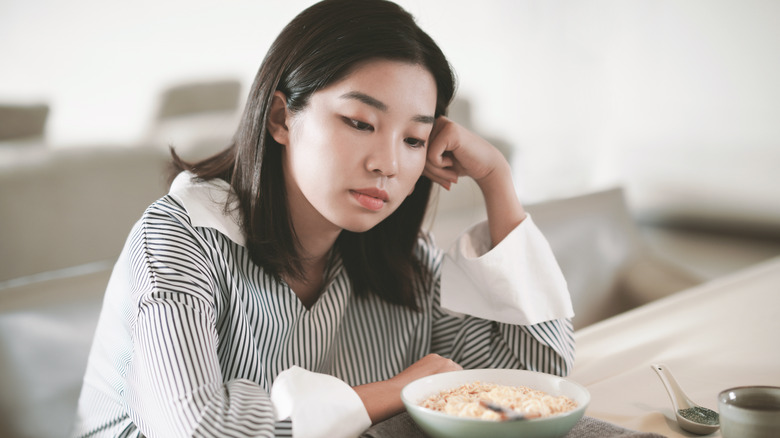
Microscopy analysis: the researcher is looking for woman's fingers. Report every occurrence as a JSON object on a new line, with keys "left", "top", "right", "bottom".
{"left": 426, "top": 115, "right": 504, "bottom": 184}
{"left": 424, "top": 158, "right": 459, "bottom": 189}
{"left": 392, "top": 354, "right": 462, "bottom": 386}
{"left": 425, "top": 117, "right": 461, "bottom": 189}
{"left": 426, "top": 116, "right": 456, "bottom": 166}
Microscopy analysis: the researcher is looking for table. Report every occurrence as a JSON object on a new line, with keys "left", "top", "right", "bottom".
{"left": 568, "top": 256, "right": 780, "bottom": 437}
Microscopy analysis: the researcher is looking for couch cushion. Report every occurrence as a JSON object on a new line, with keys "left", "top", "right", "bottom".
{"left": 0, "top": 146, "right": 169, "bottom": 282}
{"left": 0, "top": 104, "right": 49, "bottom": 141}
{"left": 0, "top": 266, "right": 111, "bottom": 438}
{"left": 525, "top": 187, "right": 701, "bottom": 329}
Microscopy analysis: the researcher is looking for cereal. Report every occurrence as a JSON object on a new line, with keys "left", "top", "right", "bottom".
{"left": 420, "top": 381, "right": 577, "bottom": 420}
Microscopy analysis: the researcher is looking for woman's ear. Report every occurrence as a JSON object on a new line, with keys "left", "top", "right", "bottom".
{"left": 268, "top": 91, "right": 290, "bottom": 145}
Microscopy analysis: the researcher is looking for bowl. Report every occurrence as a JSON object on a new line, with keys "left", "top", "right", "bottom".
{"left": 401, "top": 368, "right": 590, "bottom": 438}
{"left": 718, "top": 386, "right": 780, "bottom": 438}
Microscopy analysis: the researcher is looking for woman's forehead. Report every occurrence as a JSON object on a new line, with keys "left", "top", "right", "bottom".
{"left": 314, "top": 59, "right": 437, "bottom": 114}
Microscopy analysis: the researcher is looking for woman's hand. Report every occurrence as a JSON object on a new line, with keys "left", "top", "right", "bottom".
{"left": 353, "top": 354, "right": 461, "bottom": 424}
{"left": 423, "top": 116, "right": 527, "bottom": 247}
{"left": 388, "top": 353, "right": 462, "bottom": 388}
{"left": 423, "top": 116, "right": 506, "bottom": 191}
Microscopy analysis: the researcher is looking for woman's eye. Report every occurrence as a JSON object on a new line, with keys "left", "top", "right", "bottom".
{"left": 344, "top": 117, "right": 373, "bottom": 132}
{"left": 404, "top": 137, "right": 426, "bottom": 149}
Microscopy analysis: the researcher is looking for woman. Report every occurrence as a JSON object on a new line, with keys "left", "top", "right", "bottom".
{"left": 72, "top": 1, "right": 574, "bottom": 437}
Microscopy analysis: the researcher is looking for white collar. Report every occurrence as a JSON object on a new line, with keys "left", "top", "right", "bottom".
{"left": 168, "top": 171, "right": 246, "bottom": 247}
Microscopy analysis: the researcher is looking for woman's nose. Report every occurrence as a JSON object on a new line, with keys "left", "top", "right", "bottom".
{"left": 366, "top": 142, "right": 399, "bottom": 177}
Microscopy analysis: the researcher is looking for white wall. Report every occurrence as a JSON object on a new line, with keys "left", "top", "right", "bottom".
{"left": 2, "top": 0, "right": 778, "bottom": 229}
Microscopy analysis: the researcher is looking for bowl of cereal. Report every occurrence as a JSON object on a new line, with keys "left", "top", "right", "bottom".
{"left": 401, "top": 368, "right": 589, "bottom": 438}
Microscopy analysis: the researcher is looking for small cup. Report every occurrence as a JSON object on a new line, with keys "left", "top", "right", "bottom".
{"left": 718, "top": 386, "right": 780, "bottom": 438}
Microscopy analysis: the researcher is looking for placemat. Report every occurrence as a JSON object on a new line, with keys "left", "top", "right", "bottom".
{"left": 360, "top": 412, "right": 668, "bottom": 438}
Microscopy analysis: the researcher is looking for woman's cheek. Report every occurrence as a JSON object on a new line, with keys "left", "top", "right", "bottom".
{"left": 403, "top": 152, "right": 427, "bottom": 196}
{"left": 400, "top": 144, "right": 424, "bottom": 168}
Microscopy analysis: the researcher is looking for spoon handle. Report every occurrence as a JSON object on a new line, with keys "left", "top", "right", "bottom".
{"left": 651, "top": 363, "right": 690, "bottom": 411}
{"left": 479, "top": 400, "right": 541, "bottom": 421}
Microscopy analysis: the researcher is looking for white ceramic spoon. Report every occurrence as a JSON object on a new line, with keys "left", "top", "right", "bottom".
{"left": 651, "top": 364, "right": 720, "bottom": 435}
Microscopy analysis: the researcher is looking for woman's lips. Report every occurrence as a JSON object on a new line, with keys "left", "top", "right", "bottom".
{"left": 350, "top": 188, "right": 389, "bottom": 211}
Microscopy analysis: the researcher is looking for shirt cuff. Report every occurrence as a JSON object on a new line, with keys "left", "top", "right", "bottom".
{"left": 440, "top": 214, "right": 574, "bottom": 326}
{"left": 270, "top": 366, "right": 372, "bottom": 438}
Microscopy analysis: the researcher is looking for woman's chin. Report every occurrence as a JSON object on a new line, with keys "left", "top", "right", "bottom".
{"left": 335, "top": 214, "right": 388, "bottom": 234}
{"left": 340, "top": 222, "right": 380, "bottom": 234}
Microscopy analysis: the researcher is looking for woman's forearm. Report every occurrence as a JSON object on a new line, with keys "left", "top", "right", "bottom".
{"left": 353, "top": 353, "right": 462, "bottom": 424}
{"left": 475, "top": 160, "right": 527, "bottom": 248}
{"left": 353, "top": 379, "right": 405, "bottom": 424}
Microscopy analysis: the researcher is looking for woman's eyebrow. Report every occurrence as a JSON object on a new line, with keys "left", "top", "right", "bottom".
{"left": 340, "top": 91, "right": 435, "bottom": 124}
{"left": 341, "top": 91, "right": 388, "bottom": 111}
{"left": 413, "top": 114, "right": 435, "bottom": 125}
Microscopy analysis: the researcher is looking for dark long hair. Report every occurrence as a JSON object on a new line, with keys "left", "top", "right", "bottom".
{"left": 171, "top": 0, "right": 456, "bottom": 309}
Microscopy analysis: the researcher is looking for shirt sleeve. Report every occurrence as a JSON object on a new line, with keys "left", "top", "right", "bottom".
{"left": 440, "top": 214, "right": 574, "bottom": 325}
{"left": 271, "top": 367, "right": 371, "bottom": 438}
{"left": 430, "top": 215, "right": 576, "bottom": 376}
{"left": 122, "top": 202, "right": 277, "bottom": 437}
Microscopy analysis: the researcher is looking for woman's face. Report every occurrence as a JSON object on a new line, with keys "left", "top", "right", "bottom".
{"left": 279, "top": 59, "right": 437, "bottom": 234}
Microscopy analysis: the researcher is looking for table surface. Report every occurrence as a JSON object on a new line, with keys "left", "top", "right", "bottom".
{"left": 568, "top": 256, "right": 780, "bottom": 437}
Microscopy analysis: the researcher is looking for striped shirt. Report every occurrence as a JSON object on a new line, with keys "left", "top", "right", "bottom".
{"left": 71, "top": 173, "right": 575, "bottom": 438}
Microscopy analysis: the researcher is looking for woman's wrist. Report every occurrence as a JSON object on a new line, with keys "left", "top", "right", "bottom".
{"left": 475, "top": 160, "right": 526, "bottom": 247}
{"left": 353, "top": 378, "right": 405, "bottom": 424}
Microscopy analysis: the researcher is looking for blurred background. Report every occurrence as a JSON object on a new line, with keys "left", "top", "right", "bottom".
{"left": 2, "top": 2, "right": 780, "bottom": 436}
{"left": 2, "top": 0, "right": 780, "bottom": 298}
{"left": 3, "top": 0, "right": 780, "bottom": 303}
{"left": 3, "top": 0, "right": 779, "bottom": 226}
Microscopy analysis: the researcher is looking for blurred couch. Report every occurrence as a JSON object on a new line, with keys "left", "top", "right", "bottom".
{"left": 0, "top": 103, "right": 49, "bottom": 142}
{"left": 144, "top": 79, "right": 243, "bottom": 162}
{"left": 0, "top": 145, "right": 170, "bottom": 438}
{"left": 0, "top": 79, "right": 243, "bottom": 437}
{"left": 425, "top": 182, "right": 704, "bottom": 330}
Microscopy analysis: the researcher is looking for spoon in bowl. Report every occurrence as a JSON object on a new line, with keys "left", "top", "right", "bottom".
{"left": 651, "top": 364, "right": 720, "bottom": 435}
{"left": 479, "top": 400, "right": 541, "bottom": 421}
